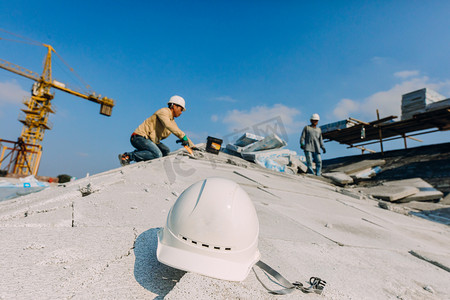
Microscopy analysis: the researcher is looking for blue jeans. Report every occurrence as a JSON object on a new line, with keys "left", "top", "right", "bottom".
{"left": 128, "top": 135, "right": 170, "bottom": 162}
{"left": 304, "top": 151, "right": 322, "bottom": 176}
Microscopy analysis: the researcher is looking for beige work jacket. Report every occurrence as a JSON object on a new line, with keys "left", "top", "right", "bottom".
{"left": 134, "top": 107, "right": 194, "bottom": 147}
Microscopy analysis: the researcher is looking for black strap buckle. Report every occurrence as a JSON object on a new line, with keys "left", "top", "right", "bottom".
{"left": 309, "top": 277, "right": 327, "bottom": 293}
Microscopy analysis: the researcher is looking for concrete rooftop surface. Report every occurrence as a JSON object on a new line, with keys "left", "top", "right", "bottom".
{"left": 0, "top": 150, "right": 449, "bottom": 299}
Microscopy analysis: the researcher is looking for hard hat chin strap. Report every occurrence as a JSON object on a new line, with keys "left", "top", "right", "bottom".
{"left": 253, "top": 260, "right": 326, "bottom": 295}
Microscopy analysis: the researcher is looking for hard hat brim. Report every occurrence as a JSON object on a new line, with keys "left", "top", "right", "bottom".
{"left": 157, "top": 228, "right": 260, "bottom": 282}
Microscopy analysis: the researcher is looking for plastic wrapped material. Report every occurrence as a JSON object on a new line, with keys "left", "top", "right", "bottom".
{"left": 401, "top": 88, "right": 445, "bottom": 120}
{"left": 425, "top": 98, "right": 450, "bottom": 112}
{"left": 241, "top": 148, "right": 295, "bottom": 162}
{"left": 0, "top": 175, "right": 49, "bottom": 202}
{"left": 225, "top": 132, "right": 300, "bottom": 173}
{"left": 320, "top": 119, "right": 354, "bottom": 133}
{"left": 242, "top": 133, "right": 286, "bottom": 152}
{"left": 256, "top": 157, "right": 285, "bottom": 172}
{"left": 234, "top": 133, "right": 263, "bottom": 147}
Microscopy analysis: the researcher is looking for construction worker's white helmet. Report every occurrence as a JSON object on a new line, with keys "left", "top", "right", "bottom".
{"left": 311, "top": 113, "right": 320, "bottom": 121}
{"left": 168, "top": 95, "right": 186, "bottom": 111}
{"left": 157, "top": 177, "right": 260, "bottom": 281}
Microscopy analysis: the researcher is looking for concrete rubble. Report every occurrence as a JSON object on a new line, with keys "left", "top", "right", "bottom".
{"left": 325, "top": 157, "right": 445, "bottom": 205}
{"left": 322, "top": 172, "right": 354, "bottom": 185}
{"left": 358, "top": 185, "right": 420, "bottom": 202}
{"left": 355, "top": 177, "right": 444, "bottom": 204}
{"left": 322, "top": 159, "right": 386, "bottom": 186}
{"left": 383, "top": 178, "right": 444, "bottom": 202}
{"left": 330, "top": 159, "right": 386, "bottom": 177}
{"left": 1, "top": 146, "right": 449, "bottom": 299}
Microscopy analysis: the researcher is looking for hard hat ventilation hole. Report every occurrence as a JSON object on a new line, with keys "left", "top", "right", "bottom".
{"left": 180, "top": 235, "right": 232, "bottom": 251}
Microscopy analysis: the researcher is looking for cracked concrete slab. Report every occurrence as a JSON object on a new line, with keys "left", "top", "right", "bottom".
{"left": 358, "top": 185, "right": 420, "bottom": 201}
{"left": 383, "top": 178, "right": 444, "bottom": 202}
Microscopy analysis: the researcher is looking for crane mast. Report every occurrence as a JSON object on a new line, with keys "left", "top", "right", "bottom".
{"left": 0, "top": 42, "right": 114, "bottom": 176}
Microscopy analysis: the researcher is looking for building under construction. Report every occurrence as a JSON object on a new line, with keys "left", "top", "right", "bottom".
{"left": 321, "top": 88, "right": 450, "bottom": 154}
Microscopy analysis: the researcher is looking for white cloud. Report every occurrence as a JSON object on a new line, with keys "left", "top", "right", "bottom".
{"left": 333, "top": 98, "right": 359, "bottom": 119}
{"left": 332, "top": 75, "right": 450, "bottom": 120}
{"left": 213, "top": 96, "right": 238, "bottom": 103}
{"left": 371, "top": 56, "right": 388, "bottom": 65}
{"left": 222, "top": 104, "right": 302, "bottom": 134}
{"left": 394, "top": 70, "right": 419, "bottom": 79}
{"left": 0, "top": 80, "right": 28, "bottom": 105}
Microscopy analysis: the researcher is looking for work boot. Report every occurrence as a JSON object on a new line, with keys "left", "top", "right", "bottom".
{"left": 118, "top": 153, "right": 130, "bottom": 166}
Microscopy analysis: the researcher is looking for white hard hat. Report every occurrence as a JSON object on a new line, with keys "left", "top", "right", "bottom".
{"left": 310, "top": 113, "right": 320, "bottom": 121}
{"left": 168, "top": 95, "right": 186, "bottom": 111}
{"left": 157, "top": 177, "right": 260, "bottom": 281}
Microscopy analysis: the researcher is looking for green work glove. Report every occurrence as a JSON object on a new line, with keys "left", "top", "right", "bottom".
{"left": 179, "top": 135, "right": 189, "bottom": 146}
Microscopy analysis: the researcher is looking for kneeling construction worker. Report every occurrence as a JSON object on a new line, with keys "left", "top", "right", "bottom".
{"left": 118, "top": 95, "right": 194, "bottom": 166}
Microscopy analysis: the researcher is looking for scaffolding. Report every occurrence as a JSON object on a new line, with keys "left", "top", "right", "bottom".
{"left": 322, "top": 106, "right": 450, "bottom": 154}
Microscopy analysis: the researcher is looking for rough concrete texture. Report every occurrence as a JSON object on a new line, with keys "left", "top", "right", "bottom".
{"left": 1, "top": 150, "right": 449, "bottom": 299}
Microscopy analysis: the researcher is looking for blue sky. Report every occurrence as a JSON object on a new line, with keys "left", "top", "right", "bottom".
{"left": 1, "top": 1, "right": 449, "bottom": 178}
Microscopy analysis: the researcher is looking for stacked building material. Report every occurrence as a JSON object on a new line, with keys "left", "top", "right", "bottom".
{"left": 426, "top": 98, "right": 450, "bottom": 112}
{"left": 225, "top": 133, "right": 306, "bottom": 173}
{"left": 320, "top": 119, "right": 354, "bottom": 133}
{"left": 225, "top": 133, "right": 263, "bottom": 154}
{"left": 401, "top": 88, "right": 446, "bottom": 120}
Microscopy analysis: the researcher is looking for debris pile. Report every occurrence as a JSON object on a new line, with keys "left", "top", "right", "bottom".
{"left": 360, "top": 178, "right": 444, "bottom": 203}
{"left": 323, "top": 159, "right": 385, "bottom": 185}
{"left": 225, "top": 133, "right": 307, "bottom": 174}
{"left": 324, "top": 159, "right": 444, "bottom": 203}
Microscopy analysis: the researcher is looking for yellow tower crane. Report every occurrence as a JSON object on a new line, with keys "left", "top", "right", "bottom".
{"left": 0, "top": 39, "right": 114, "bottom": 176}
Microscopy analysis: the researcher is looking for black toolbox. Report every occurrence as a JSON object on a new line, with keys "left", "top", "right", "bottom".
{"left": 206, "top": 136, "right": 223, "bottom": 155}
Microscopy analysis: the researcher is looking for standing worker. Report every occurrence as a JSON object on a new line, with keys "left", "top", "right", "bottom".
{"left": 300, "top": 113, "right": 326, "bottom": 176}
{"left": 118, "top": 95, "right": 194, "bottom": 166}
